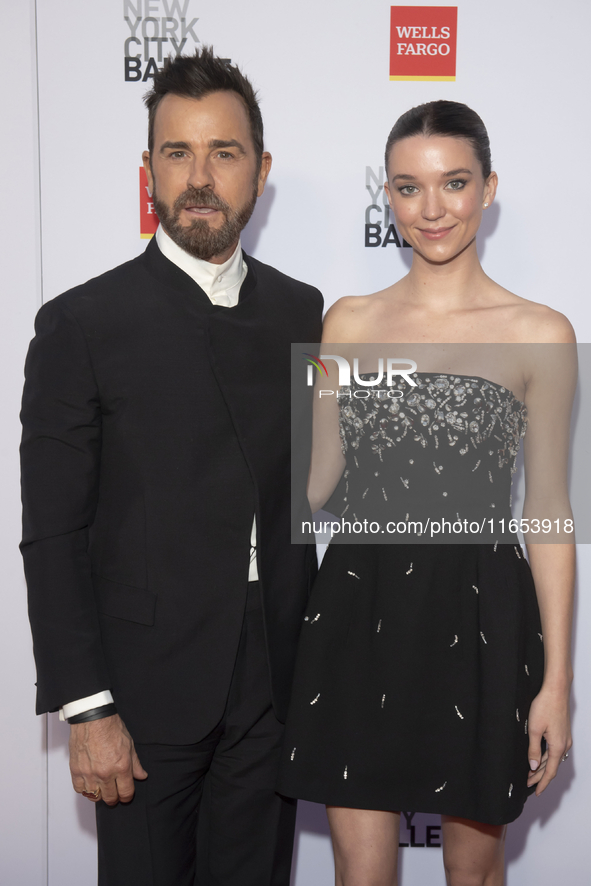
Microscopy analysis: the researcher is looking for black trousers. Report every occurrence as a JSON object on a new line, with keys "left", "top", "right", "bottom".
{"left": 96, "top": 582, "right": 297, "bottom": 886}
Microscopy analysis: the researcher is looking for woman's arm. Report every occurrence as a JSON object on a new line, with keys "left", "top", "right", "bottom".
{"left": 525, "top": 544, "right": 574, "bottom": 794}
{"left": 306, "top": 300, "right": 358, "bottom": 513}
{"left": 307, "top": 384, "right": 345, "bottom": 514}
{"left": 521, "top": 331, "right": 577, "bottom": 794}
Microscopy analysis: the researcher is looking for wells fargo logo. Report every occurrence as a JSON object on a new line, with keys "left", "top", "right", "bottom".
{"left": 140, "top": 167, "right": 159, "bottom": 239}
{"left": 390, "top": 6, "right": 457, "bottom": 81}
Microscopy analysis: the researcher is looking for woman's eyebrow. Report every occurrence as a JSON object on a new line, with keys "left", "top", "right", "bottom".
{"left": 391, "top": 168, "right": 473, "bottom": 182}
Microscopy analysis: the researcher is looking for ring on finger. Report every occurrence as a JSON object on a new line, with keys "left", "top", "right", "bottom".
{"left": 81, "top": 787, "right": 101, "bottom": 801}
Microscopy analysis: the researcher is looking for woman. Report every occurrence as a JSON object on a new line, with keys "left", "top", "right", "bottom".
{"left": 278, "top": 101, "right": 575, "bottom": 885}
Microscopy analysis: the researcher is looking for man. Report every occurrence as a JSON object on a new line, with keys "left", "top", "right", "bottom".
{"left": 21, "top": 48, "right": 322, "bottom": 886}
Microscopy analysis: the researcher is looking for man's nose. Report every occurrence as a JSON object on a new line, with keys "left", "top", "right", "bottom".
{"left": 186, "top": 156, "right": 215, "bottom": 190}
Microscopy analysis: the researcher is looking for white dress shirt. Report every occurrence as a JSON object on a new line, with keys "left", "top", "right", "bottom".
{"left": 59, "top": 226, "right": 258, "bottom": 721}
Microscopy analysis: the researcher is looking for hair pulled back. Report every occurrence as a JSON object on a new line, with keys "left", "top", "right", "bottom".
{"left": 385, "top": 100, "right": 491, "bottom": 179}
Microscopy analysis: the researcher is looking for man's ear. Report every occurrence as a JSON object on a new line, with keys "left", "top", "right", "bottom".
{"left": 256, "top": 152, "right": 272, "bottom": 197}
{"left": 142, "top": 151, "right": 154, "bottom": 194}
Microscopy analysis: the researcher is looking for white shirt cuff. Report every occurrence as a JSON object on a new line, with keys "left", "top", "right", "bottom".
{"left": 59, "top": 690, "right": 114, "bottom": 721}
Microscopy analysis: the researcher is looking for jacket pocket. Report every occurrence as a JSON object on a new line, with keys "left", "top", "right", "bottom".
{"left": 92, "top": 573, "right": 157, "bottom": 626}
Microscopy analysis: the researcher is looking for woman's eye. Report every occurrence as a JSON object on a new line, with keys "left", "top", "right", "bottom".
{"left": 446, "top": 179, "right": 466, "bottom": 190}
{"left": 399, "top": 185, "right": 418, "bottom": 195}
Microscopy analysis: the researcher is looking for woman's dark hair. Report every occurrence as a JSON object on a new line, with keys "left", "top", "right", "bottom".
{"left": 385, "top": 100, "right": 491, "bottom": 179}
{"left": 144, "top": 46, "right": 264, "bottom": 168}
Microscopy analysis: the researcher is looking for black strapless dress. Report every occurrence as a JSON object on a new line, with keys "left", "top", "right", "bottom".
{"left": 278, "top": 374, "right": 543, "bottom": 825}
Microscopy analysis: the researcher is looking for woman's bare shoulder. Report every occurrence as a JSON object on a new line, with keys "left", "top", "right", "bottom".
{"left": 322, "top": 293, "right": 379, "bottom": 341}
{"left": 323, "top": 287, "right": 397, "bottom": 341}
{"left": 482, "top": 279, "right": 575, "bottom": 343}
{"left": 501, "top": 289, "right": 576, "bottom": 343}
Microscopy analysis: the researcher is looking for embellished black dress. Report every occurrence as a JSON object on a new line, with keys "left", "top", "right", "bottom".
{"left": 277, "top": 374, "right": 544, "bottom": 825}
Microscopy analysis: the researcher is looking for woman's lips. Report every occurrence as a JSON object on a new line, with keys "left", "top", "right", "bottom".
{"left": 418, "top": 226, "right": 455, "bottom": 240}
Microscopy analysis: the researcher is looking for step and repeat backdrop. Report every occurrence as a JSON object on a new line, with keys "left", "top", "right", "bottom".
{"left": 3, "top": 0, "right": 591, "bottom": 883}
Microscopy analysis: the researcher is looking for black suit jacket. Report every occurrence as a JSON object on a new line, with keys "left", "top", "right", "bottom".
{"left": 21, "top": 239, "right": 323, "bottom": 744}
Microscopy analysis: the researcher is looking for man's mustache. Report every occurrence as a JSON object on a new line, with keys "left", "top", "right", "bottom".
{"left": 173, "top": 187, "right": 229, "bottom": 214}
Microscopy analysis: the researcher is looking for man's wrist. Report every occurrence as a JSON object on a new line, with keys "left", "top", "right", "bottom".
{"left": 59, "top": 690, "right": 114, "bottom": 721}
{"left": 67, "top": 703, "right": 118, "bottom": 724}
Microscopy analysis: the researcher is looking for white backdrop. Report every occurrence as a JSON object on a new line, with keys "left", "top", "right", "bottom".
{"left": 2, "top": 0, "right": 590, "bottom": 883}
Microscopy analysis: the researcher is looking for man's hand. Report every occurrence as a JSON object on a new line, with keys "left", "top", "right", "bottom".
{"left": 69, "top": 714, "right": 148, "bottom": 805}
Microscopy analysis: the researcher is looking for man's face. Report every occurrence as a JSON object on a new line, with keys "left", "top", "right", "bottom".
{"left": 143, "top": 91, "right": 271, "bottom": 264}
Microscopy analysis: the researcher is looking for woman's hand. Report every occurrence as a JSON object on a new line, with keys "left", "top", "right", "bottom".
{"left": 526, "top": 682, "right": 572, "bottom": 796}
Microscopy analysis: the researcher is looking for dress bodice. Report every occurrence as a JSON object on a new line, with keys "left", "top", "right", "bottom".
{"left": 336, "top": 372, "right": 527, "bottom": 536}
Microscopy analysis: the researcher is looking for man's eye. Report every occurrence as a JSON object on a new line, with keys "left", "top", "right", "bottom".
{"left": 446, "top": 179, "right": 466, "bottom": 190}
{"left": 170, "top": 151, "right": 186, "bottom": 159}
{"left": 217, "top": 151, "right": 233, "bottom": 159}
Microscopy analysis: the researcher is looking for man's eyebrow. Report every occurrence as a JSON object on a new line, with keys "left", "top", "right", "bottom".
{"left": 159, "top": 139, "right": 247, "bottom": 154}
{"left": 208, "top": 138, "right": 246, "bottom": 153}
{"left": 159, "top": 141, "right": 192, "bottom": 153}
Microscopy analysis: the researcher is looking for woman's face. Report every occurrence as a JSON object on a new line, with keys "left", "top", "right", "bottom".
{"left": 384, "top": 135, "right": 497, "bottom": 263}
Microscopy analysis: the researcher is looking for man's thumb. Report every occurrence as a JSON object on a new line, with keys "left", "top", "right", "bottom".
{"left": 131, "top": 749, "right": 148, "bottom": 780}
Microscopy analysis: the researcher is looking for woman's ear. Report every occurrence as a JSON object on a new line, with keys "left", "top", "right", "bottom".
{"left": 482, "top": 170, "right": 498, "bottom": 209}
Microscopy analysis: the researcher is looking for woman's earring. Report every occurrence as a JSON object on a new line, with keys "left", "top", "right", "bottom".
{"left": 484, "top": 202, "right": 489, "bottom": 208}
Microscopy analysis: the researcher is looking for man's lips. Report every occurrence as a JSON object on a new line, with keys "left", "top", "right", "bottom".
{"left": 417, "top": 225, "right": 456, "bottom": 240}
{"left": 183, "top": 205, "right": 222, "bottom": 215}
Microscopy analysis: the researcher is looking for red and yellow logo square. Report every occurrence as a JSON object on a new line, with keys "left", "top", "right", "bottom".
{"left": 390, "top": 6, "right": 457, "bottom": 81}
{"left": 140, "top": 166, "right": 159, "bottom": 239}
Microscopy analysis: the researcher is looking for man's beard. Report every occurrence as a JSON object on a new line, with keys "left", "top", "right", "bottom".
{"left": 152, "top": 179, "right": 258, "bottom": 261}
